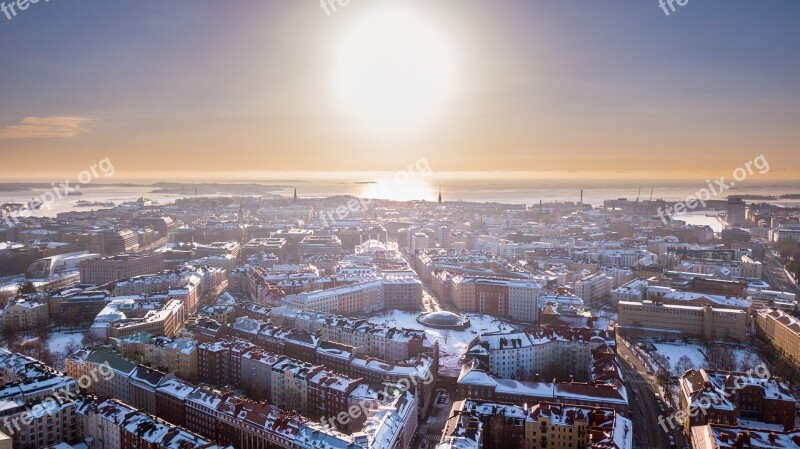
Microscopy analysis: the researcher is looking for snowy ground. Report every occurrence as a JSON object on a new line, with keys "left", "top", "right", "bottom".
{"left": 647, "top": 340, "right": 762, "bottom": 375}
{"left": 652, "top": 342, "right": 706, "bottom": 374}
{"left": 369, "top": 310, "right": 520, "bottom": 377}
{"left": 47, "top": 331, "right": 86, "bottom": 355}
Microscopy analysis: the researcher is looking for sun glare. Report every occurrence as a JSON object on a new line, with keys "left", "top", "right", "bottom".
{"left": 332, "top": 7, "right": 457, "bottom": 133}
{"left": 361, "top": 178, "right": 434, "bottom": 202}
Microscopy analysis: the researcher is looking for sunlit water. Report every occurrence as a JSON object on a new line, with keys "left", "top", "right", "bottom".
{"left": 1, "top": 175, "right": 799, "bottom": 218}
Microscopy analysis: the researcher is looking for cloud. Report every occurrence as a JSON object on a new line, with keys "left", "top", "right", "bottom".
{"left": 0, "top": 116, "right": 99, "bottom": 140}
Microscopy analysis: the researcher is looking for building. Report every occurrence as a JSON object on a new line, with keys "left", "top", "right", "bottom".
{"left": 451, "top": 277, "right": 542, "bottom": 322}
{"left": 282, "top": 279, "right": 385, "bottom": 315}
{"left": 297, "top": 235, "right": 342, "bottom": 258}
{"left": 80, "top": 253, "right": 165, "bottom": 285}
{"left": 89, "top": 297, "right": 186, "bottom": 340}
{"left": 76, "top": 396, "right": 226, "bottom": 449}
{"left": 755, "top": 308, "right": 800, "bottom": 372}
{"left": 575, "top": 273, "right": 614, "bottom": 305}
{"left": 727, "top": 197, "right": 746, "bottom": 227}
{"left": 115, "top": 334, "right": 198, "bottom": 382}
{"left": 465, "top": 326, "right": 616, "bottom": 381}
{"left": 438, "top": 400, "right": 633, "bottom": 449}
{"left": 691, "top": 424, "right": 800, "bottom": 449}
{"left": 456, "top": 360, "right": 629, "bottom": 415}
{"left": 617, "top": 300, "right": 747, "bottom": 341}
{"left": 679, "top": 368, "right": 796, "bottom": 432}
{"left": 1, "top": 297, "right": 49, "bottom": 331}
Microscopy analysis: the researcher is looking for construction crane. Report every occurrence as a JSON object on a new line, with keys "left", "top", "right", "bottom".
{"left": 635, "top": 187, "right": 641, "bottom": 204}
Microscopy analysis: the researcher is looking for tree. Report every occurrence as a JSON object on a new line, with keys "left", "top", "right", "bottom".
{"left": 675, "top": 355, "right": 694, "bottom": 376}
{"left": 63, "top": 341, "right": 82, "bottom": 357}
{"left": 651, "top": 352, "right": 670, "bottom": 372}
{"left": 14, "top": 337, "right": 54, "bottom": 366}
{"left": 17, "top": 282, "right": 36, "bottom": 295}
{"left": 0, "top": 291, "right": 13, "bottom": 309}
{"left": 2, "top": 320, "right": 20, "bottom": 346}
{"left": 706, "top": 344, "right": 737, "bottom": 371}
{"left": 739, "top": 352, "right": 758, "bottom": 372}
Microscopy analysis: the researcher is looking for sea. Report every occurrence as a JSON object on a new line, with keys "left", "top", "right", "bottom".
{"left": 2, "top": 173, "right": 799, "bottom": 234}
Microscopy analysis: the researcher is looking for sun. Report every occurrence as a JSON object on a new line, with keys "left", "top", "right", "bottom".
{"left": 332, "top": 7, "right": 457, "bottom": 133}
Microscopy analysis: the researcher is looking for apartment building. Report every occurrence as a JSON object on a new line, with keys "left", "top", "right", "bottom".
{"left": 89, "top": 297, "right": 186, "bottom": 340}
{"left": 1, "top": 297, "right": 49, "bottom": 331}
{"left": 282, "top": 279, "right": 385, "bottom": 314}
{"left": 438, "top": 400, "right": 633, "bottom": 449}
{"left": 66, "top": 348, "right": 174, "bottom": 414}
{"left": 451, "top": 276, "right": 542, "bottom": 322}
{"left": 465, "top": 326, "right": 616, "bottom": 381}
{"left": 115, "top": 334, "right": 198, "bottom": 382}
{"left": 618, "top": 300, "right": 747, "bottom": 341}
{"left": 197, "top": 339, "right": 259, "bottom": 386}
{"left": 679, "top": 368, "right": 796, "bottom": 432}
{"left": 0, "top": 351, "right": 80, "bottom": 448}
{"left": 574, "top": 272, "right": 613, "bottom": 305}
{"left": 80, "top": 253, "right": 165, "bottom": 285}
{"left": 755, "top": 308, "right": 800, "bottom": 372}
{"left": 457, "top": 360, "right": 629, "bottom": 415}
{"left": 76, "top": 396, "right": 225, "bottom": 449}
{"left": 297, "top": 235, "right": 342, "bottom": 258}
{"left": 691, "top": 425, "right": 800, "bottom": 449}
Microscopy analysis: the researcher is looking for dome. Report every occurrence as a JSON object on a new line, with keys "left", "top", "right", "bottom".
{"left": 417, "top": 311, "right": 470, "bottom": 330}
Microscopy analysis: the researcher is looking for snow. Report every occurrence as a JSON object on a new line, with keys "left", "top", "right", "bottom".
{"left": 650, "top": 341, "right": 762, "bottom": 374}
{"left": 652, "top": 342, "right": 706, "bottom": 373}
{"left": 47, "top": 331, "right": 85, "bottom": 354}
{"left": 369, "top": 310, "right": 520, "bottom": 377}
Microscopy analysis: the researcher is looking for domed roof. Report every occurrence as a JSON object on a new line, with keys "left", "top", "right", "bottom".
{"left": 418, "top": 311, "right": 468, "bottom": 327}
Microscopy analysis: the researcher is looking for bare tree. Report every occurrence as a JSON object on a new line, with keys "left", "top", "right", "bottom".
{"left": 0, "top": 291, "right": 13, "bottom": 309}
{"left": 675, "top": 355, "right": 694, "bottom": 376}
{"left": 739, "top": 352, "right": 758, "bottom": 372}
{"left": 706, "top": 344, "right": 737, "bottom": 371}
{"left": 2, "top": 320, "right": 20, "bottom": 346}
{"left": 651, "top": 352, "right": 670, "bottom": 372}
{"left": 63, "top": 340, "right": 82, "bottom": 357}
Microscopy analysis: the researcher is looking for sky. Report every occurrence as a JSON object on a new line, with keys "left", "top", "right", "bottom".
{"left": 0, "top": 0, "right": 799, "bottom": 181}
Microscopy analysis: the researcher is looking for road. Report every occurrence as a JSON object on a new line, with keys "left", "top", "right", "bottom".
{"left": 617, "top": 338, "right": 673, "bottom": 449}
{"left": 412, "top": 389, "right": 454, "bottom": 449}
{"left": 197, "top": 279, "right": 228, "bottom": 310}
{"left": 763, "top": 251, "right": 800, "bottom": 294}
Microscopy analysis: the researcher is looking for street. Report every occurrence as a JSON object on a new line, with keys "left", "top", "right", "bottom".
{"left": 763, "top": 251, "right": 800, "bottom": 295}
{"left": 617, "top": 337, "right": 684, "bottom": 449}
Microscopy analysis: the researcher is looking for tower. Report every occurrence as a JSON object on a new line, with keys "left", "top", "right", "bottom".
{"left": 293, "top": 187, "right": 298, "bottom": 202}
{"left": 438, "top": 186, "right": 442, "bottom": 204}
